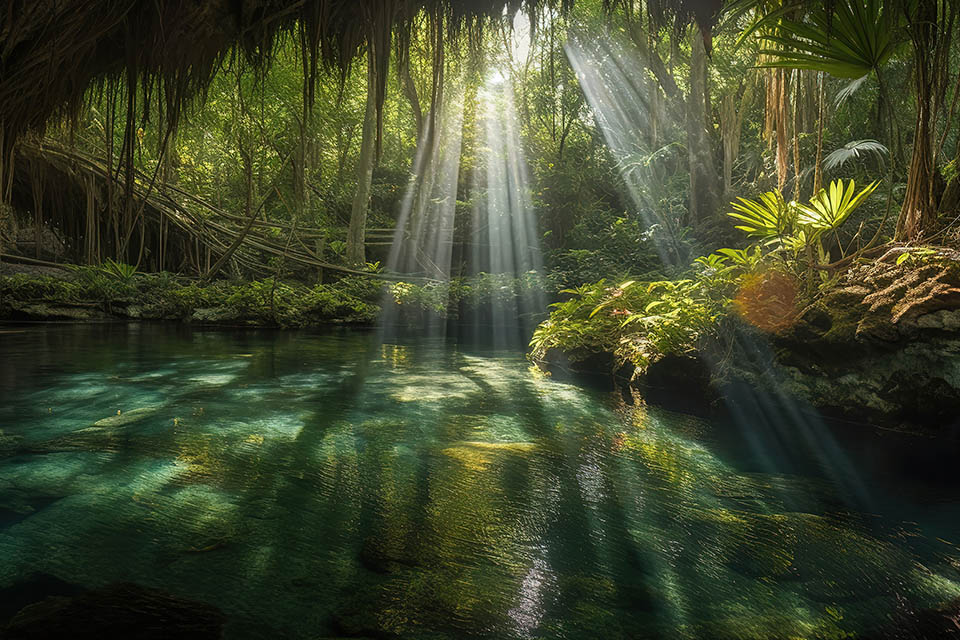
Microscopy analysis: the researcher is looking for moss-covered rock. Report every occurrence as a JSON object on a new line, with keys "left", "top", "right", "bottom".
{"left": 772, "top": 254, "right": 960, "bottom": 428}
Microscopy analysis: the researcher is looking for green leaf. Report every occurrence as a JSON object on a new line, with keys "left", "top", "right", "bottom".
{"left": 797, "top": 179, "right": 879, "bottom": 233}
{"left": 755, "top": 0, "right": 902, "bottom": 79}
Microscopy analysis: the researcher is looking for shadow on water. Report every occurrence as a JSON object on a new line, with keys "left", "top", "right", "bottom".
{"left": 1, "top": 324, "right": 959, "bottom": 639}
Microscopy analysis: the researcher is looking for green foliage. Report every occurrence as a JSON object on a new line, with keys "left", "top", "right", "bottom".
{"left": 390, "top": 272, "right": 554, "bottom": 319}
{"left": 757, "top": 0, "right": 901, "bottom": 79}
{"left": 0, "top": 272, "right": 382, "bottom": 326}
{"left": 0, "top": 273, "right": 81, "bottom": 302}
{"left": 693, "top": 246, "right": 764, "bottom": 275}
{"left": 100, "top": 258, "right": 138, "bottom": 282}
{"left": 529, "top": 273, "right": 736, "bottom": 372}
{"left": 390, "top": 280, "right": 451, "bottom": 315}
{"left": 823, "top": 140, "right": 888, "bottom": 172}
{"left": 548, "top": 214, "right": 667, "bottom": 288}
{"left": 728, "top": 190, "right": 793, "bottom": 241}
{"left": 530, "top": 176, "right": 879, "bottom": 374}
{"left": 796, "top": 179, "right": 880, "bottom": 235}
{"left": 723, "top": 179, "right": 878, "bottom": 264}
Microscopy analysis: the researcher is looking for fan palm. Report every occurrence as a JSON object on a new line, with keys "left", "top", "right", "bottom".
{"left": 727, "top": 189, "right": 795, "bottom": 242}
{"left": 727, "top": 179, "right": 878, "bottom": 254}
{"left": 796, "top": 179, "right": 880, "bottom": 235}
{"left": 756, "top": 0, "right": 902, "bottom": 79}
{"left": 823, "top": 140, "right": 888, "bottom": 171}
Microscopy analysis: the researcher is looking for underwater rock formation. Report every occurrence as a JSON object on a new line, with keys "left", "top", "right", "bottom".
{"left": 2, "top": 582, "right": 225, "bottom": 639}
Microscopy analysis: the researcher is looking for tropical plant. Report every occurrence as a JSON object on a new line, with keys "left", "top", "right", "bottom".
{"left": 795, "top": 179, "right": 880, "bottom": 237}
{"left": 727, "top": 189, "right": 795, "bottom": 243}
{"left": 823, "top": 140, "right": 888, "bottom": 172}
{"left": 529, "top": 272, "right": 735, "bottom": 373}
{"left": 756, "top": 0, "right": 901, "bottom": 80}
{"left": 100, "top": 258, "right": 139, "bottom": 283}
{"left": 693, "top": 246, "right": 764, "bottom": 276}
{"left": 726, "top": 179, "right": 877, "bottom": 251}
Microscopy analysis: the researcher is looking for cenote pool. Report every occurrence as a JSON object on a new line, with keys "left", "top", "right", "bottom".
{"left": 1, "top": 324, "right": 959, "bottom": 639}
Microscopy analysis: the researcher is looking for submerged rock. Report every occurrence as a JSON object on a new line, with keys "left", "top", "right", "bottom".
{"left": 3, "top": 582, "right": 225, "bottom": 639}
{"left": 89, "top": 406, "right": 160, "bottom": 429}
{"left": 0, "top": 573, "right": 86, "bottom": 626}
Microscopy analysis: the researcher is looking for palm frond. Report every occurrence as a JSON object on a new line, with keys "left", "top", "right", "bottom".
{"left": 834, "top": 74, "right": 871, "bottom": 107}
{"left": 796, "top": 179, "right": 880, "bottom": 233}
{"left": 823, "top": 140, "right": 888, "bottom": 171}
{"left": 756, "top": 0, "right": 902, "bottom": 79}
{"left": 727, "top": 190, "right": 795, "bottom": 240}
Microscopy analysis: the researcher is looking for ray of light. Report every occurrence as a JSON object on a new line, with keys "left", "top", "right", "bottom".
{"left": 564, "top": 27, "right": 876, "bottom": 517}
{"left": 468, "top": 76, "right": 546, "bottom": 349}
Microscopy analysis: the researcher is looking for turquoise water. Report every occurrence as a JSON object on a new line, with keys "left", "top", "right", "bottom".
{"left": 1, "top": 324, "right": 959, "bottom": 638}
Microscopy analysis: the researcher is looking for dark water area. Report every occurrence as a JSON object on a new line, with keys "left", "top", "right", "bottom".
{"left": 1, "top": 324, "right": 959, "bottom": 639}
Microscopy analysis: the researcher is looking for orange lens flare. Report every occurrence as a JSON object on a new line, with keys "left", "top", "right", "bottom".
{"left": 734, "top": 270, "right": 800, "bottom": 332}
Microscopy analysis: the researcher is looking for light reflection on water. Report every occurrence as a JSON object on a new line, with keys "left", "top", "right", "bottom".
{"left": 0, "top": 324, "right": 958, "bottom": 639}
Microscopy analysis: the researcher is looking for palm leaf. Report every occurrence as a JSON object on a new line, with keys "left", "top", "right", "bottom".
{"left": 823, "top": 140, "right": 888, "bottom": 171}
{"left": 727, "top": 190, "right": 794, "bottom": 240}
{"left": 796, "top": 179, "right": 879, "bottom": 232}
{"left": 756, "top": 0, "right": 902, "bottom": 79}
{"left": 835, "top": 74, "right": 870, "bottom": 107}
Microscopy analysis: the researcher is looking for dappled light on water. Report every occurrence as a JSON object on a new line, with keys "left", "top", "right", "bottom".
{"left": 1, "top": 326, "right": 958, "bottom": 639}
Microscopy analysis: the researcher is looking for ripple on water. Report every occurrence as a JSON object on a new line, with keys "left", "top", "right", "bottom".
{"left": 1, "top": 327, "right": 959, "bottom": 640}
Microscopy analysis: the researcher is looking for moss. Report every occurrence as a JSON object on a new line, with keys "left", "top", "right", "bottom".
{"left": 0, "top": 272, "right": 382, "bottom": 326}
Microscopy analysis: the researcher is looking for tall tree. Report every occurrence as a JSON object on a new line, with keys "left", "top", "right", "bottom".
{"left": 346, "top": 39, "right": 381, "bottom": 265}
{"left": 896, "top": 0, "right": 957, "bottom": 240}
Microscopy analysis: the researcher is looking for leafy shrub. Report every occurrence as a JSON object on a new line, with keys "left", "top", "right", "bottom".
{"left": 530, "top": 273, "right": 736, "bottom": 373}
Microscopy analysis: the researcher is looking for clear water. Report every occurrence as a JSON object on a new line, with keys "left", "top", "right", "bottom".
{"left": 1, "top": 324, "right": 959, "bottom": 639}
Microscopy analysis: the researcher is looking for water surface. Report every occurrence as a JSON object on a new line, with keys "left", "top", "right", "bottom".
{"left": 1, "top": 324, "right": 958, "bottom": 638}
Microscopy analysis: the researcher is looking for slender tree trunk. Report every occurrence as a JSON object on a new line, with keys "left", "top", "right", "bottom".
{"left": 813, "top": 72, "right": 825, "bottom": 194}
{"left": 686, "top": 27, "right": 720, "bottom": 224}
{"left": 159, "top": 125, "right": 178, "bottom": 271}
{"left": 400, "top": 49, "right": 424, "bottom": 139}
{"left": 792, "top": 70, "right": 802, "bottom": 200}
{"left": 31, "top": 169, "right": 42, "bottom": 258}
{"left": 85, "top": 173, "right": 99, "bottom": 264}
{"left": 347, "top": 41, "right": 379, "bottom": 265}
{"left": 720, "top": 94, "right": 736, "bottom": 194}
{"left": 775, "top": 69, "right": 790, "bottom": 192}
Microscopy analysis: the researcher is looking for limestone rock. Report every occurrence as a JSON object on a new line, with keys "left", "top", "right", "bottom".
{"left": 773, "top": 256, "right": 960, "bottom": 428}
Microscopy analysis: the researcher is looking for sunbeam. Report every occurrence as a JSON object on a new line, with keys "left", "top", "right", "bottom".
{"left": 564, "top": 29, "right": 684, "bottom": 267}
{"left": 468, "top": 75, "right": 547, "bottom": 348}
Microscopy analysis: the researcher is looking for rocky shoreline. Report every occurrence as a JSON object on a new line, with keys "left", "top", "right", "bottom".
{"left": 535, "top": 256, "right": 960, "bottom": 433}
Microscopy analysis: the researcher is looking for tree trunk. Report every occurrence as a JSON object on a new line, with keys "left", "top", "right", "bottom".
{"left": 159, "top": 125, "right": 178, "bottom": 271}
{"left": 400, "top": 50, "right": 424, "bottom": 139}
{"left": 347, "top": 41, "right": 379, "bottom": 266}
{"left": 686, "top": 27, "right": 720, "bottom": 224}
{"left": 720, "top": 94, "right": 736, "bottom": 194}
{"left": 813, "top": 72, "right": 825, "bottom": 195}
{"left": 896, "top": 0, "right": 940, "bottom": 241}
{"left": 85, "top": 173, "right": 99, "bottom": 264}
